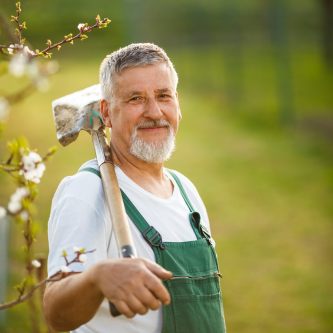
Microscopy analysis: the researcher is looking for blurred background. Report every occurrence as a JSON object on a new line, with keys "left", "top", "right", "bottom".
{"left": 0, "top": 0, "right": 332, "bottom": 332}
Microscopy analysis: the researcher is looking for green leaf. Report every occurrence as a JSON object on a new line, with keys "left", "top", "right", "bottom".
{"left": 49, "top": 146, "right": 57, "bottom": 154}
{"left": 96, "top": 14, "right": 101, "bottom": 21}
{"left": 80, "top": 248, "right": 85, "bottom": 254}
{"left": 80, "top": 35, "right": 88, "bottom": 41}
{"left": 62, "top": 249, "right": 67, "bottom": 257}
{"left": 14, "top": 285, "right": 21, "bottom": 292}
{"left": 57, "top": 45, "right": 61, "bottom": 51}
{"left": 22, "top": 245, "right": 27, "bottom": 253}
{"left": 46, "top": 39, "right": 52, "bottom": 46}
{"left": 21, "top": 38, "right": 26, "bottom": 44}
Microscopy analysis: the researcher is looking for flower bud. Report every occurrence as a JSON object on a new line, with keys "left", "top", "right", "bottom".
{"left": 32, "top": 260, "right": 41, "bottom": 268}
{"left": 60, "top": 266, "right": 71, "bottom": 273}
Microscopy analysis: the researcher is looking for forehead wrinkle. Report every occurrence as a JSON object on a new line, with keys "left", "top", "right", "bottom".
{"left": 155, "top": 88, "right": 172, "bottom": 93}
{"left": 128, "top": 91, "right": 144, "bottom": 97}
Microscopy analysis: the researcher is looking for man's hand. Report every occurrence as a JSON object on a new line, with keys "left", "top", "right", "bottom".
{"left": 44, "top": 258, "right": 172, "bottom": 331}
{"left": 92, "top": 258, "right": 173, "bottom": 318}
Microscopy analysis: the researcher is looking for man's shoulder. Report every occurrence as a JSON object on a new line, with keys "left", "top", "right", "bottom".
{"left": 52, "top": 159, "right": 104, "bottom": 206}
{"left": 164, "top": 168, "right": 199, "bottom": 196}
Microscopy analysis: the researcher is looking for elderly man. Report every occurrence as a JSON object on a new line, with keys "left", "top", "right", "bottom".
{"left": 44, "top": 43, "right": 226, "bottom": 333}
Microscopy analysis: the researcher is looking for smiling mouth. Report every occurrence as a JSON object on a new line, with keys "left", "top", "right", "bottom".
{"left": 139, "top": 126, "right": 166, "bottom": 131}
{"left": 135, "top": 120, "right": 170, "bottom": 131}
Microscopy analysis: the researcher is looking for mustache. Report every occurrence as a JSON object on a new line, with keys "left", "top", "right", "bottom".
{"left": 135, "top": 120, "right": 171, "bottom": 130}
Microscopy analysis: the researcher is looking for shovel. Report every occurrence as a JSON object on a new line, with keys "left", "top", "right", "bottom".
{"left": 52, "top": 83, "right": 137, "bottom": 316}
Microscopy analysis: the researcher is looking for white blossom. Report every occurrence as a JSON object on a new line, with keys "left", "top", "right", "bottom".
{"left": 20, "top": 152, "right": 45, "bottom": 183}
{"left": 9, "top": 53, "right": 28, "bottom": 77}
{"left": 10, "top": 187, "right": 30, "bottom": 202}
{"left": 8, "top": 187, "right": 30, "bottom": 214}
{"left": 73, "top": 246, "right": 84, "bottom": 253}
{"left": 7, "top": 44, "right": 15, "bottom": 55}
{"left": 8, "top": 200, "right": 22, "bottom": 214}
{"left": 60, "top": 265, "right": 71, "bottom": 273}
{"left": 36, "top": 162, "right": 46, "bottom": 177}
{"left": 24, "top": 169, "right": 41, "bottom": 183}
{"left": 29, "top": 152, "right": 42, "bottom": 163}
{"left": 22, "top": 154, "right": 36, "bottom": 171}
{"left": 10, "top": 187, "right": 29, "bottom": 203}
{"left": 7, "top": 44, "right": 22, "bottom": 55}
{"left": 0, "top": 97, "right": 10, "bottom": 121}
{"left": 0, "top": 206, "right": 6, "bottom": 219}
{"left": 20, "top": 210, "right": 30, "bottom": 221}
{"left": 32, "top": 260, "right": 41, "bottom": 268}
{"left": 23, "top": 46, "right": 35, "bottom": 56}
{"left": 78, "top": 254, "right": 87, "bottom": 266}
{"left": 77, "top": 23, "right": 85, "bottom": 31}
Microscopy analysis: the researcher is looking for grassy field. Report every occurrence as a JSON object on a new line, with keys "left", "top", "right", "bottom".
{"left": 1, "top": 45, "right": 333, "bottom": 333}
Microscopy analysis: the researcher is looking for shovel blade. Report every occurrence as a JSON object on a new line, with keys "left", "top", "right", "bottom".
{"left": 52, "top": 84, "right": 102, "bottom": 147}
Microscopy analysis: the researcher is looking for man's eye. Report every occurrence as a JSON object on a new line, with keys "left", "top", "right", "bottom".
{"left": 130, "top": 97, "right": 140, "bottom": 101}
{"left": 160, "top": 94, "right": 168, "bottom": 98}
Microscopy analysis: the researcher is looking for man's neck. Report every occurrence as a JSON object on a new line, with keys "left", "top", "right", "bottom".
{"left": 111, "top": 142, "right": 174, "bottom": 199}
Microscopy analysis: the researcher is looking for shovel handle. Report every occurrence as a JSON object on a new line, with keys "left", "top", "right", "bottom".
{"left": 92, "top": 117, "right": 137, "bottom": 317}
{"left": 99, "top": 163, "right": 137, "bottom": 257}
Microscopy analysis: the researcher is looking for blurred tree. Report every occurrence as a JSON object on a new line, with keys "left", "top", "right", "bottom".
{"left": 321, "top": 0, "right": 333, "bottom": 67}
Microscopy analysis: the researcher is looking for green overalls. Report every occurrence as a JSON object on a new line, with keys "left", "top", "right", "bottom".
{"left": 79, "top": 167, "right": 227, "bottom": 333}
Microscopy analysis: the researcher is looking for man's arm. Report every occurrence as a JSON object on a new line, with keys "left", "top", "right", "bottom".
{"left": 44, "top": 258, "right": 172, "bottom": 332}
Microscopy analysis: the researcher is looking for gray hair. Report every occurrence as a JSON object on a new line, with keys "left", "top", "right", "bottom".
{"left": 99, "top": 43, "right": 178, "bottom": 102}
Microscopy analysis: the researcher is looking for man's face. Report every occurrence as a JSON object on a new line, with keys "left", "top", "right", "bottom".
{"left": 102, "top": 63, "right": 181, "bottom": 162}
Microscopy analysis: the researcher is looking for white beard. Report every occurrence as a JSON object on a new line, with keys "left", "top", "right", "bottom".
{"left": 129, "top": 120, "right": 176, "bottom": 164}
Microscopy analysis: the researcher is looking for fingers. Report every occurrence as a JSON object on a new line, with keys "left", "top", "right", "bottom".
{"left": 134, "top": 286, "right": 161, "bottom": 311}
{"left": 143, "top": 259, "right": 173, "bottom": 281}
{"left": 113, "top": 295, "right": 149, "bottom": 318}
{"left": 143, "top": 274, "right": 171, "bottom": 306}
{"left": 114, "top": 300, "right": 136, "bottom": 318}
{"left": 97, "top": 258, "right": 172, "bottom": 316}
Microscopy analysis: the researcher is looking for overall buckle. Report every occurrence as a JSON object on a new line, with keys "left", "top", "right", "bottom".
{"left": 143, "top": 226, "right": 166, "bottom": 250}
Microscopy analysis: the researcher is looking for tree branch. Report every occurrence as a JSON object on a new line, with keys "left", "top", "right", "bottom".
{"left": 0, "top": 250, "right": 96, "bottom": 311}
{"left": 30, "top": 18, "right": 110, "bottom": 59}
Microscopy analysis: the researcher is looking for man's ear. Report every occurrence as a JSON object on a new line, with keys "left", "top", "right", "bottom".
{"left": 100, "top": 100, "right": 112, "bottom": 128}
{"left": 175, "top": 92, "right": 182, "bottom": 121}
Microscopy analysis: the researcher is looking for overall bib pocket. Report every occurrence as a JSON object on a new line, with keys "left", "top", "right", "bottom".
{"left": 167, "top": 276, "right": 226, "bottom": 333}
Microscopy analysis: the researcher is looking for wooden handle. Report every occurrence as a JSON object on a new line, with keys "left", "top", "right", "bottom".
{"left": 91, "top": 116, "right": 137, "bottom": 317}
{"left": 99, "top": 162, "right": 137, "bottom": 257}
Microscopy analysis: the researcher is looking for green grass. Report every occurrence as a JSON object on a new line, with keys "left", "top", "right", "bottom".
{"left": 1, "top": 44, "right": 333, "bottom": 332}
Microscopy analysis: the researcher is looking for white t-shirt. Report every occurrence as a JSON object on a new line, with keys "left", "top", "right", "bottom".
{"left": 47, "top": 159, "right": 213, "bottom": 333}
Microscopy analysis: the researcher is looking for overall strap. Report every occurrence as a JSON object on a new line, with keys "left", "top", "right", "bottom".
{"left": 78, "top": 167, "right": 101, "bottom": 178}
{"left": 77, "top": 167, "right": 211, "bottom": 245}
{"left": 78, "top": 167, "right": 166, "bottom": 249}
{"left": 165, "top": 169, "right": 194, "bottom": 212}
{"left": 166, "top": 169, "right": 212, "bottom": 242}
{"left": 121, "top": 191, "right": 166, "bottom": 249}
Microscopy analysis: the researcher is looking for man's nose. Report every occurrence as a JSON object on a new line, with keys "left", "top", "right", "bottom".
{"left": 144, "top": 97, "right": 163, "bottom": 120}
